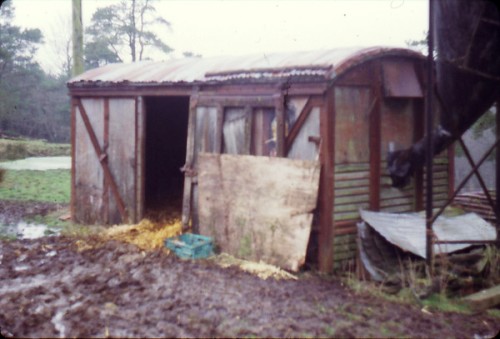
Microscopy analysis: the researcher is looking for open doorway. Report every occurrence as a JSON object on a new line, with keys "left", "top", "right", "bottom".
{"left": 144, "top": 96, "right": 189, "bottom": 221}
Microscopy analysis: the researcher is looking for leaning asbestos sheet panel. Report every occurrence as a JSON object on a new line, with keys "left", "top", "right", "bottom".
{"left": 359, "top": 209, "right": 496, "bottom": 259}
{"left": 198, "top": 153, "right": 320, "bottom": 272}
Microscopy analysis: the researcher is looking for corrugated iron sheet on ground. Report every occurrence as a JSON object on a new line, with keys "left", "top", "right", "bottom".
{"left": 359, "top": 209, "right": 496, "bottom": 259}
{"left": 68, "top": 46, "right": 423, "bottom": 86}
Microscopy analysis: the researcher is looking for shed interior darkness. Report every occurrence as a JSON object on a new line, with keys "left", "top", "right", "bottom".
{"left": 144, "top": 96, "right": 189, "bottom": 220}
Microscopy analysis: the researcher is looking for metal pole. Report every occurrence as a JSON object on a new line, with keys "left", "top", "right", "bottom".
{"left": 496, "top": 101, "right": 500, "bottom": 249}
{"left": 425, "top": 0, "right": 435, "bottom": 272}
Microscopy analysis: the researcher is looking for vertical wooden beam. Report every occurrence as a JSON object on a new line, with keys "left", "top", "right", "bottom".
{"left": 426, "top": 0, "right": 436, "bottom": 271}
{"left": 135, "top": 96, "right": 145, "bottom": 223}
{"left": 369, "top": 62, "right": 382, "bottom": 211}
{"left": 447, "top": 143, "right": 455, "bottom": 200}
{"left": 275, "top": 94, "right": 285, "bottom": 157}
{"left": 181, "top": 94, "right": 198, "bottom": 231}
{"left": 103, "top": 98, "right": 110, "bottom": 224}
{"left": 496, "top": 99, "right": 500, "bottom": 249}
{"left": 244, "top": 105, "right": 252, "bottom": 155}
{"left": 215, "top": 104, "right": 224, "bottom": 154}
{"left": 70, "top": 98, "right": 77, "bottom": 222}
{"left": 318, "top": 90, "right": 334, "bottom": 273}
{"left": 414, "top": 99, "right": 424, "bottom": 210}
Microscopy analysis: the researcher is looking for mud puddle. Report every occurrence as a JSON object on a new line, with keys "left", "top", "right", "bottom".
{"left": 1, "top": 221, "right": 59, "bottom": 239}
{"left": 0, "top": 200, "right": 65, "bottom": 240}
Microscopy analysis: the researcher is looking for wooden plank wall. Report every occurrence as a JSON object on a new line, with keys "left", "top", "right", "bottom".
{"left": 333, "top": 163, "right": 370, "bottom": 270}
{"left": 334, "top": 163, "right": 370, "bottom": 222}
{"left": 73, "top": 97, "right": 140, "bottom": 225}
{"left": 424, "top": 153, "right": 450, "bottom": 208}
{"left": 74, "top": 98, "right": 105, "bottom": 224}
{"left": 333, "top": 86, "right": 372, "bottom": 270}
{"left": 107, "top": 99, "right": 137, "bottom": 224}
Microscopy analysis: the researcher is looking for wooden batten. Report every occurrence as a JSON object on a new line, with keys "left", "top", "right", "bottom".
{"left": 318, "top": 89, "right": 334, "bottom": 273}
{"left": 181, "top": 93, "right": 198, "bottom": 230}
{"left": 136, "top": 96, "right": 146, "bottom": 222}
{"left": 70, "top": 98, "right": 77, "bottom": 222}
{"left": 103, "top": 98, "right": 110, "bottom": 224}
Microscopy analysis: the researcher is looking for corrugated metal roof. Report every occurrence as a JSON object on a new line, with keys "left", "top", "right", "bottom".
{"left": 68, "top": 46, "right": 424, "bottom": 86}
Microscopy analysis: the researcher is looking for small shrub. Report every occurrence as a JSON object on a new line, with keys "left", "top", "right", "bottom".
{"left": 2, "top": 143, "right": 28, "bottom": 160}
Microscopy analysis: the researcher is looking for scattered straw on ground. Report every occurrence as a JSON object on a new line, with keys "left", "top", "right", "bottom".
{"left": 72, "top": 218, "right": 296, "bottom": 281}
{"left": 213, "top": 253, "right": 297, "bottom": 281}
{"left": 104, "top": 219, "right": 182, "bottom": 251}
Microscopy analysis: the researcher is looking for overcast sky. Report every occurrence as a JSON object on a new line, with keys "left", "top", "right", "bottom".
{"left": 9, "top": 0, "right": 429, "bottom": 74}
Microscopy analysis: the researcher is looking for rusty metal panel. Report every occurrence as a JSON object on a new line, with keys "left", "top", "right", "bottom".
{"left": 382, "top": 61, "right": 423, "bottom": 98}
{"left": 287, "top": 107, "right": 320, "bottom": 161}
{"left": 74, "top": 98, "right": 105, "bottom": 224}
{"left": 108, "top": 98, "right": 137, "bottom": 224}
{"left": 334, "top": 87, "right": 372, "bottom": 163}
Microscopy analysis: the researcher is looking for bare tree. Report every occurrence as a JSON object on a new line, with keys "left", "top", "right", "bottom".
{"left": 85, "top": 0, "right": 172, "bottom": 67}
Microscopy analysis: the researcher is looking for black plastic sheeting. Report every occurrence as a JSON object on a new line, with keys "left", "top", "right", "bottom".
{"left": 388, "top": 0, "right": 500, "bottom": 188}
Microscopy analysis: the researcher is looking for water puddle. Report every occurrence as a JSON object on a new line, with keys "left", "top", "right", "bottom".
{"left": 0, "top": 156, "right": 71, "bottom": 171}
{"left": 0, "top": 221, "right": 60, "bottom": 239}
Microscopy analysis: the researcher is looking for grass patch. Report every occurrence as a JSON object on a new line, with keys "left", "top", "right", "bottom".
{"left": 487, "top": 308, "right": 500, "bottom": 318}
{"left": 421, "top": 293, "right": 472, "bottom": 313}
{"left": 343, "top": 274, "right": 475, "bottom": 314}
{"left": 28, "top": 209, "right": 71, "bottom": 229}
{"left": 343, "top": 275, "right": 416, "bottom": 305}
{"left": 0, "top": 169, "right": 70, "bottom": 203}
{"left": 0, "top": 233, "right": 17, "bottom": 241}
{"left": 0, "top": 138, "right": 70, "bottom": 161}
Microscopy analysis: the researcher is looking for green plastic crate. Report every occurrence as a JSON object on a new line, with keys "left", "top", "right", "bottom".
{"left": 164, "top": 233, "right": 214, "bottom": 259}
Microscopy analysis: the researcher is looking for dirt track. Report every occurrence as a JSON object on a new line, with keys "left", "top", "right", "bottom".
{"left": 1, "top": 235, "right": 498, "bottom": 338}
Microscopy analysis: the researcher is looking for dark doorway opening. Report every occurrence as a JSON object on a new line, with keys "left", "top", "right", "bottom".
{"left": 144, "top": 96, "right": 189, "bottom": 221}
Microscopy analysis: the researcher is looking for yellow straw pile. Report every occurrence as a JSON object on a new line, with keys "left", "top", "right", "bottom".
{"left": 104, "top": 218, "right": 182, "bottom": 251}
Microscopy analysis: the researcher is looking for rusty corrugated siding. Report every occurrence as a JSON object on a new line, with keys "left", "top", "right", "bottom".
{"left": 68, "top": 46, "right": 424, "bottom": 86}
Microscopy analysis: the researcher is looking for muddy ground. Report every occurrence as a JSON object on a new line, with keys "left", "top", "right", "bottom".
{"left": 0, "top": 200, "right": 64, "bottom": 225}
{"left": 0, "top": 202, "right": 499, "bottom": 338}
